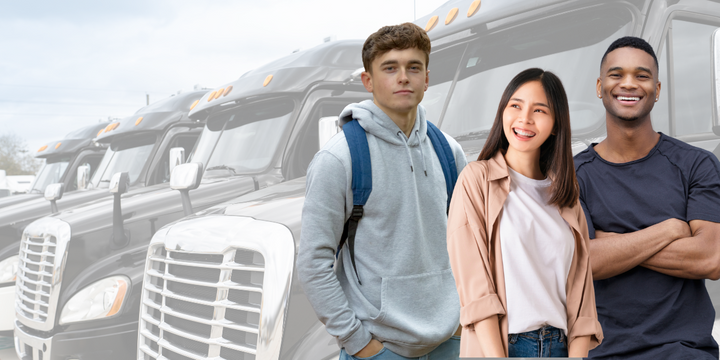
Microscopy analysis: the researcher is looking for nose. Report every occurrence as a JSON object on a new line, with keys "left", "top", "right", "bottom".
{"left": 518, "top": 108, "right": 534, "bottom": 124}
{"left": 397, "top": 68, "right": 409, "bottom": 84}
{"left": 620, "top": 74, "right": 638, "bottom": 90}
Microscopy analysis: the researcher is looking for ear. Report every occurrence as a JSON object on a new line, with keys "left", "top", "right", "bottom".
{"left": 424, "top": 69, "right": 429, "bottom": 91}
{"left": 655, "top": 80, "right": 662, "bottom": 102}
{"left": 361, "top": 71, "right": 373, "bottom": 93}
{"left": 596, "top": 77, "right": 602, "bottom": 99}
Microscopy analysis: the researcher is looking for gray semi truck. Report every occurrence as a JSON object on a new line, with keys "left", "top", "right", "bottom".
{"left": 134, "top": 0, "right": 720, "bottom": 359}
{"left": 0, "top": 122, "right": 109, "bottom": 333}
{"left": 14, "top": 39, "right": 372, "bottom": 360}
{"left": 4, "top": 89, "right": 208, "bottom": 350}
{"left": 0, "top": 122, "right": 109, "bottom": 210}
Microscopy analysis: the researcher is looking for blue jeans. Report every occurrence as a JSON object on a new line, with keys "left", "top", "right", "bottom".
{"left": 339, "top": 335, "right": 460, "bottom": 360}
{"left": 507, "top": 325, "right": 568, "bottom": 358}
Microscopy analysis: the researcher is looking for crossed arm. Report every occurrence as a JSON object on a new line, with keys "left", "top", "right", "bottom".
{"left": 590, "top": 218, "right": 720, "bottom": 280}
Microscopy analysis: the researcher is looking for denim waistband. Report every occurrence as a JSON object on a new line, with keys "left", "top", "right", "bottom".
{"left": 510, "top": 325, "right": 565, "bottom": 340}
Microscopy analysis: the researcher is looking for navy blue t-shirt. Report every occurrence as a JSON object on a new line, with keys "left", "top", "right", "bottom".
{"left": 575, "top": 134, "right": 720, "bottom": 359}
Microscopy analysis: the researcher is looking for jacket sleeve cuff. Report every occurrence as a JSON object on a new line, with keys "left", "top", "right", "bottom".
{"left": 568, "top": 316, "right": 603, "bottom": 350}
{"left": 460, "top": 294, "right": 506, "bottom": 327}
{"left": 340, "top": 324, "right": 373, "bottom": 356}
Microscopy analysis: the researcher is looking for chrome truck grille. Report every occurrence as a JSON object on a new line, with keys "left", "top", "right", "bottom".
{"left": 140, "top": 247, "right": 264, "bottom": 360}
{"left": 138, "top": 216, "right": 295, "bottom": 360}
{"left": 16, "top": 235, "right": 56, "bottom": 323}
{"left": 15, "top": 218, "right": 71, "bottom": 332}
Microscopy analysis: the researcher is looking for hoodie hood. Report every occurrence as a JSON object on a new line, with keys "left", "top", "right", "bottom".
{"left": 338, "top": 99, "right": 428, "bottom": 147}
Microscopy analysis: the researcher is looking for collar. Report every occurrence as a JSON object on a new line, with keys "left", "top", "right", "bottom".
{"left": 487, "top": 150, "right": 510, "bottom": 181}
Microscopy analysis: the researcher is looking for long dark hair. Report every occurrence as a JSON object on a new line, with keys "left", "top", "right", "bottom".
{"left": 477, "top": 68, "right": 578, "bottom": 208}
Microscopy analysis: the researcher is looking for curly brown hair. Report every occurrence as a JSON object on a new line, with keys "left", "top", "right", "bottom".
{"left": 362, "top": 22, "right": 431, "bottom": 73}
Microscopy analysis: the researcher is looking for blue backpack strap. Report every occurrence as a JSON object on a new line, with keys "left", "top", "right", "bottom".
{"left": 335, "top": 119, "right": 371, "bottom": 285}
{"left": 426, "top": 121, "right": 458, "bottom": 209}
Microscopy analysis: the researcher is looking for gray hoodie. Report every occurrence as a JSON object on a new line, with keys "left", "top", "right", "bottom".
{"left": 297, "top": 100, "right": 468, "bottom": 357}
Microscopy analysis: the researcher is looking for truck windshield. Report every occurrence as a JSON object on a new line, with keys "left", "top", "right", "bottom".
{"left": 90, "top": 135, "right": 156, "bottom": 188}
{"left": 426, "top": 5, "right": 634, "bottom": 138}
{"left": 190, "top": 98, "right": 294, "bottom": 175}
{"left": 29, "top": 158, "right": 70, "bottom": 193}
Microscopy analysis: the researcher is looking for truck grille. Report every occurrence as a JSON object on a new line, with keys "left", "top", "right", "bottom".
{"left": 139, "top": 245, "right": 265, "bottom": 360}
{"left": 16, "top": 234, "right": 57, "bottom": 324}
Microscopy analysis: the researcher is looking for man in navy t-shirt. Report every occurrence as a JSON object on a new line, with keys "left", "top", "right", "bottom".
{"left": 575, "top": 36, "right": 720, "bottom": 359}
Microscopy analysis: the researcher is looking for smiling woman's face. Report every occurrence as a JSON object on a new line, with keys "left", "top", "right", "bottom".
{"left": 502, "top": 80, "right": 555, "bottom": 156}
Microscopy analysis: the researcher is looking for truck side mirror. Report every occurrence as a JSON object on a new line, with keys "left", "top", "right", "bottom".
{"left": 109, "top": 172, "right": 130, "bottom": 246}
{"left": 318, "top": 116, "right": 339, "bottom": 149}
{"left": 170, "top": 162, "right": 204, "bottom": 216}
{"left": 76, "top": 165, "right": 90, "bottom": 191}
{"left": 711, "top": 28, "right": 720, "bottom": 136}
{"left": 109, "top": 172, "right": 129, "bottom": 194}
{"left": 44, "top": 183, "right": 64, "bottom": 213}
{"left": 168, "top": 147, "right": 186, "bottom": 175}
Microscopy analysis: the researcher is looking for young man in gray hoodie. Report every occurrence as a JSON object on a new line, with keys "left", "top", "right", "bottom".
{"left": 297, "top": 23, "right": 467, "bottom": 359}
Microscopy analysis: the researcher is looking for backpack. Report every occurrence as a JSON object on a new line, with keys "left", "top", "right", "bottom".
{"left": 336, "top": 119, "right": 458, "bottom": 285}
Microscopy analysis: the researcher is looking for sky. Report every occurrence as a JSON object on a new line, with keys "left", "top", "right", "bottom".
{"left": 0, "top": 0, "right": 448, "bottom": 156}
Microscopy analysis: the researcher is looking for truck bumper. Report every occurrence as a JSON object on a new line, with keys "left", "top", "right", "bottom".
{"left": 0, "top": 286, "right": 14, "bottom": 332}
{"left": 14, "top": 319, "right": 137, "bottom": 360}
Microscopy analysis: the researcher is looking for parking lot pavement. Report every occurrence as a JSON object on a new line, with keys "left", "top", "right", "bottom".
{"left": 0, "top": 337, "right": 16, "bottom": 360}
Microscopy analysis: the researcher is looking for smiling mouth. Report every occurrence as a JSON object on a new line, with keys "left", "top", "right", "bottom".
{"left": 615, "top": 95, "right": 642, "bottom": 102}
{"left": 513, "top": 128, "right": 536, "bottom": 138}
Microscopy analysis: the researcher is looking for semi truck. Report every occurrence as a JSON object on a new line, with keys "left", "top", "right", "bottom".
{"left": 133, "top": 0, "right": 720, "bottom": 359}
{"left": 0, "top": 122, "right": 109, "bottom": 332}
{"left": 0, "top": 122, "right": 109, "bottom": 209}
{"left": 13, "top": 39, "right": 373, "bottom": 360}
{"left": 1, "top": 90, "right": 207, "bottom": 335}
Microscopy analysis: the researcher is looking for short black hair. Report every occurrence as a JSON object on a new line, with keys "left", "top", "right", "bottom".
{"left": 600, "top": 36, "right": 659, "bottom": 74}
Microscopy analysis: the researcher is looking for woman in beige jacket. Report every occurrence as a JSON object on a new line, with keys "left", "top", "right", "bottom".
{"left": 447, "top": 68, "right": 602, "bottom": 358}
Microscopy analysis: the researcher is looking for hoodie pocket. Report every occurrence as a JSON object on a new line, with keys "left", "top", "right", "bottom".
{"left": 373, "top": 268, "right": 460, "bottom": 346}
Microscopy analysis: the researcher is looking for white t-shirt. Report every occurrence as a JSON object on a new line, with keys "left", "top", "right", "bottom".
{"left": 499, "top": 167, "right": 575, "bottom": 335}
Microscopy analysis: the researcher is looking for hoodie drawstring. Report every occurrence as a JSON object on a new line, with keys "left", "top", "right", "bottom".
{"left": 396, "top": 131, "right": 428, "bottom": 176}
{"left": 416, "top": 130, "right": 428, "bottom": 176}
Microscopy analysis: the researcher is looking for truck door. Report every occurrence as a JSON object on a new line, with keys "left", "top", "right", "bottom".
{"left": 146, "top": 131, "right": 201, "bottom": 186}
{"left": 652, "top": 12, "right": 720, "bottom": 155}
{"left": 282, "top": 88, "right": 371, "bottom": 180}
{"left": 651, "top": 6, "right": 720, "bottom": 342}
{"left": 63, "top": 150, "right": 104, "bottom": 192}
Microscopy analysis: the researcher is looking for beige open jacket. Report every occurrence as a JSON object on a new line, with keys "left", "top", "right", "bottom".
{"left": 447, "top": 151, "right": 603, "bottom": 357}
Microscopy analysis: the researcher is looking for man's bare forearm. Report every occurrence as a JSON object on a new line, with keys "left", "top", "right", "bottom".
{"left": 590, "top": 218, "right": 690, "bottom": 280}
{"left": 641, "top": 220, "right": 720, "bottom": 280}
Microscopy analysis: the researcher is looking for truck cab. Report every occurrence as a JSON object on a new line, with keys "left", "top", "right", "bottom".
{"left": 134, "top": 1, "right": 720, "bottom": 359}
{"left": 0, "top": 122, "right": 109, "bottom": 209}
{"left": 14, "top": 39, "right": 372, "bottom": 360}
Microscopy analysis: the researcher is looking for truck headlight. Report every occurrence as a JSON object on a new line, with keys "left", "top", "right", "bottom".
{"left": 0, "top": 255, "right": 18, "bottom": 284}
{"left": 59, "top": 276, "right": 129, "bottom": 324}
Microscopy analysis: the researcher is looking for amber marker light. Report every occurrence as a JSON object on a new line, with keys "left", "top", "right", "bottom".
{"left": 446, "top": 7, "right": 459, "bottom": 24}
{"left": 223, "top": 85, "right": 233, "bottom": 96}
{"left": 207, "top": 91, "right": 217, "bottom": 102}
{"left": 97, "top": 129, "right": 104, "bottom": 137}
{"left": 37, "top": 145, "right": 48, "bottom": 152}
{"left": 263, "top": 75, "right": 273, "bottom": 87}
{"left": 214, "top": 88, "right": 225, "bottom": 100}
{"left": 468, "top": 0, "right": 481, "bottom": 17}
{"left": 55, "top": 142, "right": 62, "bottom": 149}
{"left": 190, "top": 99, "right": 200, "bottom": 110}
{"left": 135, "top": 117, "right": 143, "bottom": 126}
{"left": 425, "top": 15, "right": 439, "bottom": 32}
{"left": 105, "top": 280, "right": 128, "bottom": 317}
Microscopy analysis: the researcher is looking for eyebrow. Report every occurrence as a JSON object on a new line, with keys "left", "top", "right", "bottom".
{"left": 379, "top": 59, "right": 425, "bottom": 67}
{"left": 510, "top": 98, "right": 550, "bottom": 108}
{"left": 607, "top": 66, "right": 653, "bottom": 73}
